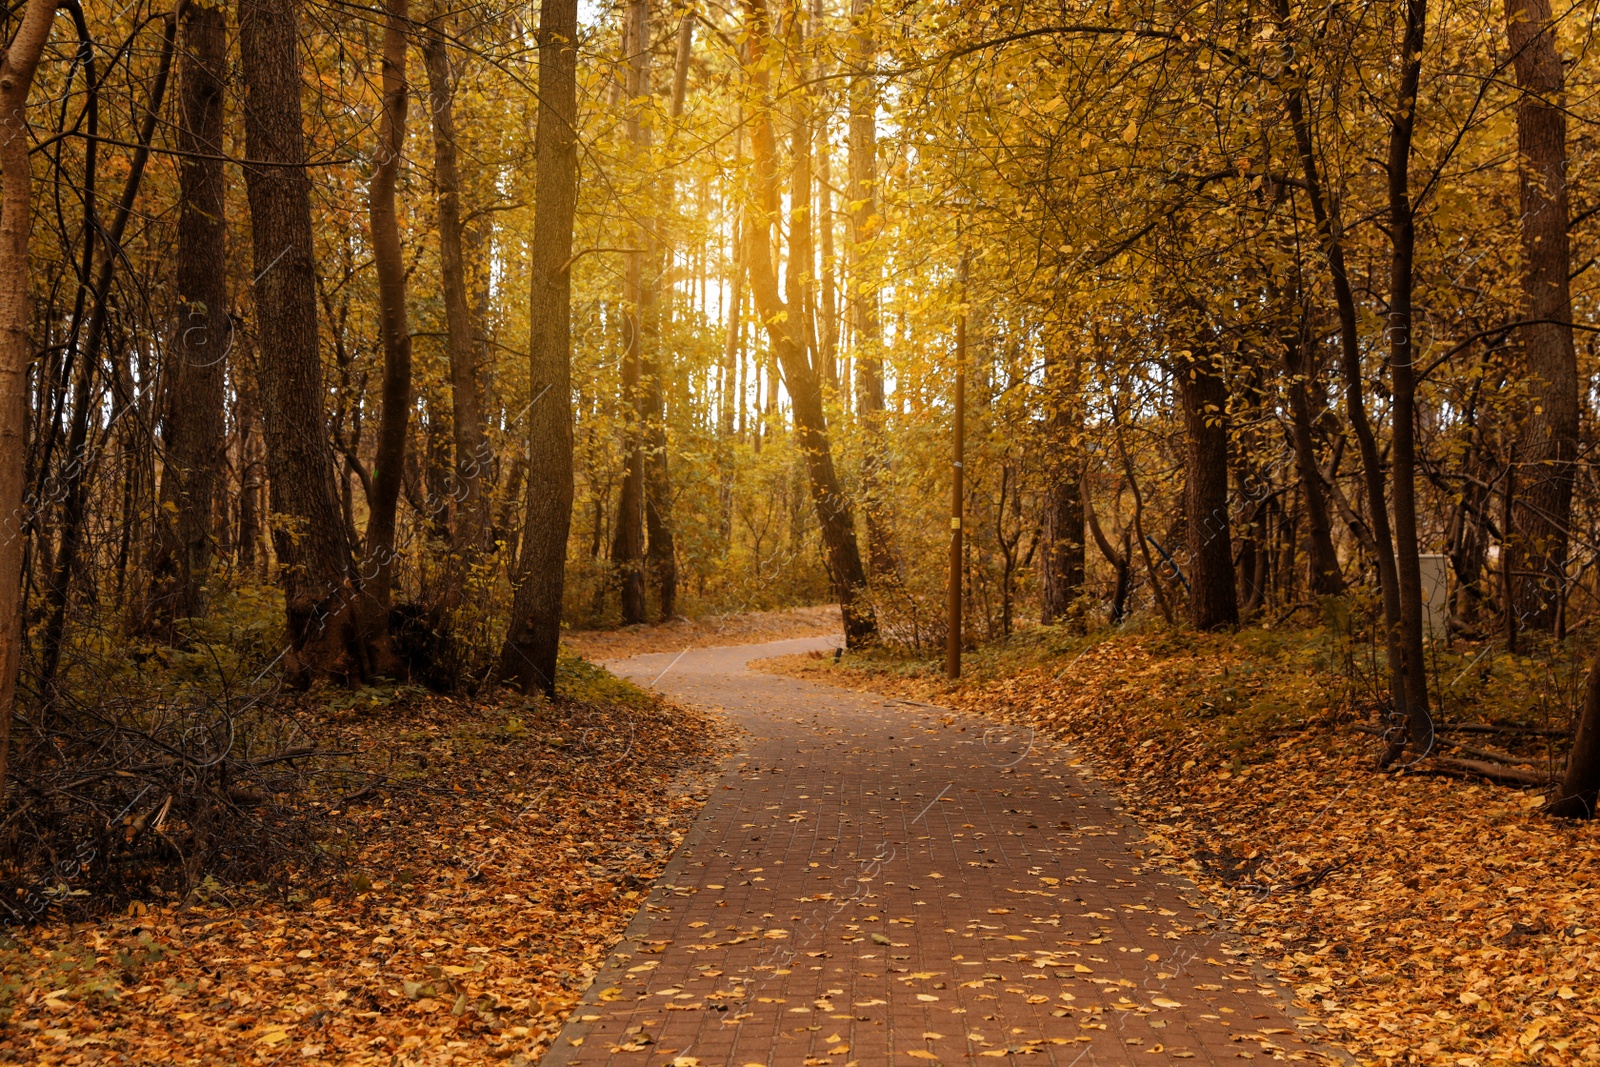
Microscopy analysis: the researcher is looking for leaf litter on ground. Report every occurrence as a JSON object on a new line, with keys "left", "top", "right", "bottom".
{"left": 761, "top": 625, "right": 1600, "bottom": 1067}
{"left": 0, "top": 659, "right": 737, "bottom": 1067}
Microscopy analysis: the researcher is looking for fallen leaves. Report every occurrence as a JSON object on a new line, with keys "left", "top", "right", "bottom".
{"left": 0, "top": 681, "right": 733, "bottom": 1066}
{"left": 781, "top": 629, "right": 1600, "bottom": 1067}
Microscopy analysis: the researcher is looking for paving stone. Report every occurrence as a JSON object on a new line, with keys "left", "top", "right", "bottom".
{"left": 542, "top": 637, "right": 1342, "bottom": 1067}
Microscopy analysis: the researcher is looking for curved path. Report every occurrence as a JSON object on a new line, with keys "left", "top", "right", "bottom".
{"left": 544, "top": 637, "right": 1336, "bottom": 1066}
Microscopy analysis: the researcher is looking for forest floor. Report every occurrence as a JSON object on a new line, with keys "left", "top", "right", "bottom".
{"left": 0, "top": 661, "right": 735, "bottom": 1067}
{"left": 563, "top": 606, "right": 843, "bottom": 661}
{"left": 760, "top": 623, "right": 1600, "bottom": 1067}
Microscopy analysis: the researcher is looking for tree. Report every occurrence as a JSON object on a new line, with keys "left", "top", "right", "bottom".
{"left": 499, "top": 0, "right": 580, "bottom": 694}
{"left": 610, "top": 0, "right": 649, "bottom": 625}
{"left": 1173, "top": 344, "right": 1239, "bottom": 631}
{"left": 743, "top": 0, "right": 875, "bottom": 647}
{"left": 239, "top": 0, "right": 368, "bottom": 681}
{"left": 1505, "top": 0, "right": 1578, "bottom": 632}
{"left": 0, "top": 0, "right": 62, "bottom": 806}
{"left": 150, "top": 0, "right": 230, "bottom": 635}
{"left": 1039, "top": 350, "right": 1083, "bottom": 624}
{"left": 847, "top": 0, "right": 895, "bottom": 582}
{"left": 362, "top": 0, "right": 414, "bottom": 614}
{"left": 422, "top": 14, "right": 491, "bottom": 557}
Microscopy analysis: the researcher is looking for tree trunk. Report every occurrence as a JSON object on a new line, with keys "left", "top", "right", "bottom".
{"left": 39, "top": 14, "right": 177, "bottom": 684}
{"left": 1039, "top": 353, "right": 1083, "bottom": 624}
{"left": 422, "top": 16, "right": 491, "bottom": 556}
{"left": 239, "top": 0, "right": 367, "bottom": 682}
{"left": 498, "top": 0, "right": 580, "bottom": 695}
{"left": 1084, "top": 484, "right": 1131, "bottom": 624}
{"left": 362, "top": 0, "right": 413, "bottom": 618}
{"left": 1550, "top": 641, "right": 1600, "bottom": 818}
{"left": 722, "top": 210, "right": 745, "bottom": 440}
{"left": 1174, "top": 346, "right": 1238, "bottom": 630}
{"left": 1385, "top": 0, "right": 1434, "bottom": 750}
{"left": 743, "top": 0, "right": 875, "bottom": 647}
{"left": 1505, "top": 0, "right": 1578, "bottom": 631}
{"left": 640, "top": 2, "right": 689, "bottom": 621}
{"left": 1284, "top": 319, "right": 1344, "bottom": 596}
{"left": 848, "top": 0, "right": 895, "bottom": 581}
{"left": 236, "top": 340, "right": 267, "bottom": 576}
{"left": 150, "top": 1, "right": 229, "bottom": 636}
{"left": 0, "top": 0, "right": 61, "bottom": 807}
{"left": 1273, "top": 0, "right": 1408, "bottom": 743}
{"left": 814, "top": 54, "right": 839, "bottom": 390}
{"left": 610, "top": 0, "right": 648, "bottom": 625}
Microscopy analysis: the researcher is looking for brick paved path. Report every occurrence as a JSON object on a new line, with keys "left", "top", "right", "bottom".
{"left": 544, "top": 638, "right": 1339, "bottom": 1067}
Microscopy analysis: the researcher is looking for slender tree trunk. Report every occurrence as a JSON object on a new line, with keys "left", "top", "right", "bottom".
{"left": 1386, "top": 0, "right": 1433, "bottom": 748}
{"left": 498, "top": 0, "right": 580, "bottom": 695}
{"left": 0, "top": 0, "right": 60, "bottom": 808}
{"left": 814, "top": 47, "right": 839, "bottom": 390}
{"left": 239, "top": 0, "right": 366, "bottom": 682}
{"left": 363, "top": 0, "right": 413, "bottom": 618}
{"left": 722, "top": 213, "right": 745, "bottom": 439}
{"left": 848, "top": 0, "right": 894, "bottom": 581}
{"left": 611, "top": 0, "right": 648, "bottom": 624}
{"left": 1084, "top": 486, "right": 1131, "bottom": 624}
{"left": 1505, "top": 0, "right": 1578, "bottom": 631}
{"left": 1284, "top": 316, "right": 1344, "bottom": 596}
{"left": 39, "top": 14, "right": 177, "bottom": 683}
{"left": 744, "top": 0, "right": 875, "bottom": 646}
{"left": 236, "top": 337, "right": 267, "bottom": 575}
{"left": 423, "top": 16, "right": 491, "bottom": 556}
{"left": 640, "top": 2, "right": 691, "bottom": 621}
{"left": 151, "top": 1, "right": 229, "bottom": 635}
{"left": 1273, "top": 0, "right": 1408, "bottom": 741}
{"left": 1039, "top": 351, "right": 1083, "bottom": 624}
{"left": 1174, "top": 346, "right": 1239, "bottom": 630}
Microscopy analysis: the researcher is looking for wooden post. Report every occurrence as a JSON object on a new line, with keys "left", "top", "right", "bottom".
{"left": 947, "top": 257, "right": 967, "bottom": 680}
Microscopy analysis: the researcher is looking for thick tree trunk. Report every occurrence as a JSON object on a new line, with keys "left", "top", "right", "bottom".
{"left": 0, "top": 0, "right": 60, "bottom": 807}
{"left": 239, "top": 0, "right": 367, "bottom": 682}
{"left": 744, "top": 0, "right": 875, "bottom": 646}
{"left": 1506, "top": 0, "right": 1578, "bottom": 631}
{"left": 422, "top": 18, "right": 491, "bottom": 556}
{"left": 1550, "top": 641, "right": 1600, "bottom": 818}
{"left": 1174, "top": 347, "right": 1238, "bottom": 630}
{"left": 363, "top": 0, "right": 413, "bottom": 616}
{"left": 151, "top": 1, "right": 229, "bottom": 635}
{"left": 498, "top": 0, "right": 580, "bottom": 695}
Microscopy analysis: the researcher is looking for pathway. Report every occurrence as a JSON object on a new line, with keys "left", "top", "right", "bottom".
{"left": 543, "top": 637, "right": 1337, "bottom": 1066}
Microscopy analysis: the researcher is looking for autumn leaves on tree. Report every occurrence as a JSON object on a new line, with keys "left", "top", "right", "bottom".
{"left": 2, "top": 0, "right": 1600, "bottom": 816}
